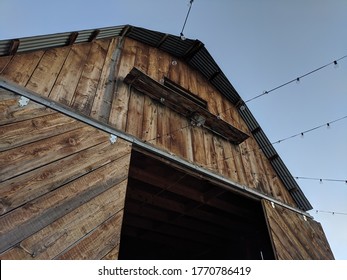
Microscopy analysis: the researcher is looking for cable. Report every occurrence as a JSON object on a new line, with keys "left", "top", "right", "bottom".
{"left": 236, "top": 114, "right": 347, "bottom": 156}
{"left": 144, "top": 123, "right": 191, "bottom": 143}
{"left": 314, "top": 210, "right": 347, "bottom": 216}
{"left": 180, "top": 0, "right": 195, "bottom": 40}
{"left": 271, "top": 115, "right": 347, "bottom": 145}
{"left": 244, "top": 55, "right": 347, "bottom": 103}
{"left": 295, "top": 177, "right": 347, "bottom": 183}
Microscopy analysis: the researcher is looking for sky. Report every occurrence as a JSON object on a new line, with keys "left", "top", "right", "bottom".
{"left": 0, "top": 0, "right": 346, "bottom": 260}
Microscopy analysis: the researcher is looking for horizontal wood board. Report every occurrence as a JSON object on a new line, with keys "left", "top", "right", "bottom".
{"left": 0, "top": 89, "right": 132, "bottom": 259}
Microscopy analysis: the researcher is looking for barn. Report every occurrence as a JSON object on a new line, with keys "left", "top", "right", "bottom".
{"left": 0, "top": 25, "right": 334, "bottom": 260}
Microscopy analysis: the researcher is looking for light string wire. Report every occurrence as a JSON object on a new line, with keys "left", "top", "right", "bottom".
{"left": 202, "top": 115, "right": 347, "bottom": 183}
{"left": 271, "top": 115, "right": 347, "bottom": 145}
{"left": 180, "top": 0, "right": 194, "bottom": 38}
{"left": 314, "top": 210, "right": 347, "bottom": 216}
{"left": 141, "top": 114, "right": 347, "bottom": 184}
{"left": 244, "top": 55, "right": 347, "bottom": 103}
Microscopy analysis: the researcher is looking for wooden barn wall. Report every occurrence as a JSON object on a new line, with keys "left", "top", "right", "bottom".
{"left": 0, "top": 37, "right": 295, "bottom": 207}
{"left": 262, "top": 200, "right": 334, "bottom": 260}
{"left": 0, "top": 89, "right": 132, "bottom": 259}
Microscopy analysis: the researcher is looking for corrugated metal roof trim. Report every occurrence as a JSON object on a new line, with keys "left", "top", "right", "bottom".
{"left": 210, "top": 73, "right": 241, "bottom": 104}
{"left": 270, "top": 157, "right": 298, "bottom": 190}
{"left": 96, "top": 27, "right": 124, "bottom": 39}
{"left": 14, "top": 32, "right": 70, "bottom": 53}
{"left": 160, "top": 35, "right": 195, "bottom": 57}
{"left": 0, "top": 26, "right": 127, "bottom": 56}
{"left": 291, "top": 189, "right": 312, "bottom": 211}
{"left": 252, "top": 130, "right": 278, "bottom": 159}
{"left": 74, "top": 29, "right": 95, "bottom": 43}
{"left": 238, "top": 105, "right": 260, "bottom": 132}
{"left": 0, "top": 42, "right": 11, "bottom": 54}
{"left": 189, "top": 48, "right": 220, "bottom": 79}
{"left": 126, "top": 27, "right": 165, "bottom": 47}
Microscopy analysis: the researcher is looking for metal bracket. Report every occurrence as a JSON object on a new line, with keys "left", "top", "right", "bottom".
{"left": 109, "top": 134, "right": 117, "bottom": 144}
{"left": 18, "top": 96, "right": 30, "bottom": 107}
{"left": 190, "top": 113, "right": 206, "bottom": 127}
{"left": 271, "top": 201, "right": 275, "bottom": 208}
{"left": 303, "top": 215, "right": 307, "bottom": 221}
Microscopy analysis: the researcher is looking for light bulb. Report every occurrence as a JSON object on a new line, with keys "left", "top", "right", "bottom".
{"left": 334, "top": 60, "right": 339, "bottom": 68}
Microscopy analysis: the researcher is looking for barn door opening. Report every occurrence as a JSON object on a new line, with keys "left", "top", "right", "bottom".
{"left": 118, "top": 149, "right": 275, "bottom": 260}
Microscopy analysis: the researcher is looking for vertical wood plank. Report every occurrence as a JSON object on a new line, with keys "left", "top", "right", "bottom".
{"left": 90, "top": 38, "right": 119, "bottom": 122}
{"left": 26, "top": 47, "right": 71, "bottom": 97}
{"left": 203, "top": 130, "right": 218, "bottom": 172}
{"left": 142, "top": 47, "right": 159, "bottom": 144}
{"left": 213, "top": 136, "right": 228, "bottom": 177}
{"left": 0, "top": 55, "right": 13, "bottom": 73}
{"left": 126, "top": 88, "right": 144, "bottom": 138}
{"left": 187, "top": 69, "right": 208, "bottom": 167}
{"left": 190, "top": 126, "right": 206, "bottom": 167}
{"left": 239, "top": 141, "right": 256, "bottom": 188}
{"left": 231, "top": 144, "right": 248, "bottom": 185}
{"left": 125, "top": 41, "right": 149, "bottom": 137}
{"left": 49, "top": 43, "right": 92, "bottom": 106}
{"left": 0, "top": 51, "right": 45, "bottom": 86}
{"left": 156, "top": 49, "right": 172, "bottom": 151}
{"left": 142, "top": 95, "right": 158, "bottom": 143}
{"left": 220, "top": 139, "right": 239, "bottom": 182}
{"left": 108, "top": 38, "right": 137, "bottom": 130}
{"left": 71, "top": 40, "right": 110, "bottom": 115}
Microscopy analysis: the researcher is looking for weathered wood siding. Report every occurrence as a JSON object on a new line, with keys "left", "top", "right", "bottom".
{"left": 0, "top": 37, "right": 295, "bottom": 207}
{"left": 0, "top": 89, "right": 132, "bottom": 259}
{"left": 262, "top": 200, "right": 334, "bottom": 259}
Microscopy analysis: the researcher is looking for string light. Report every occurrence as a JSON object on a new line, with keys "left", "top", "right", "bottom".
{"left": 314, "top": 210, "right": 347, "bottom": 216}
{"left": 141, "top": 113, "right": 346, "bottom": 185}
{"left": 243, "top": 55, "right": 347, "bottom": 103}
{"left": 271, "top": 115, "right": 347, "bottom": 145}
{"left": 295, "top": 176, "right": 347, "bottom": 183}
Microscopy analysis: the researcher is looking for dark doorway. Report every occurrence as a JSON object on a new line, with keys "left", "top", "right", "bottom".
{"left": 118, "top": 150, "right": 274, "bottom": 260}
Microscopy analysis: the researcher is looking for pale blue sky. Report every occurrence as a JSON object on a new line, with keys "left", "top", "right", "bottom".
{"left": 1, "top": 0, "right": 346, "bottom": 259}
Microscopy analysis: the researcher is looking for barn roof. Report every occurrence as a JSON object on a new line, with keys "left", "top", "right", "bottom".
{"left": 0, "top": 25, "right": 312, "bottom": 211}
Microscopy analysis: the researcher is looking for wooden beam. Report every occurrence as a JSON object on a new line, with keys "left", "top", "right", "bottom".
{"left": 124, "top": 67, "right": 249, "bottom": 144}
{"left": 9, "top": 39, "right": 20, "bottom": 55}
{"left": 129, "top": 165, "right": 257, "bottom": 220}
{"left": 68, "top": 32, "right": 78, "bottom": 45}
{"left": 124, "top": 199, "right": 238, "bottom": 240}
{"left": 88, "top": 30, "right": 100, "bottom": 42}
